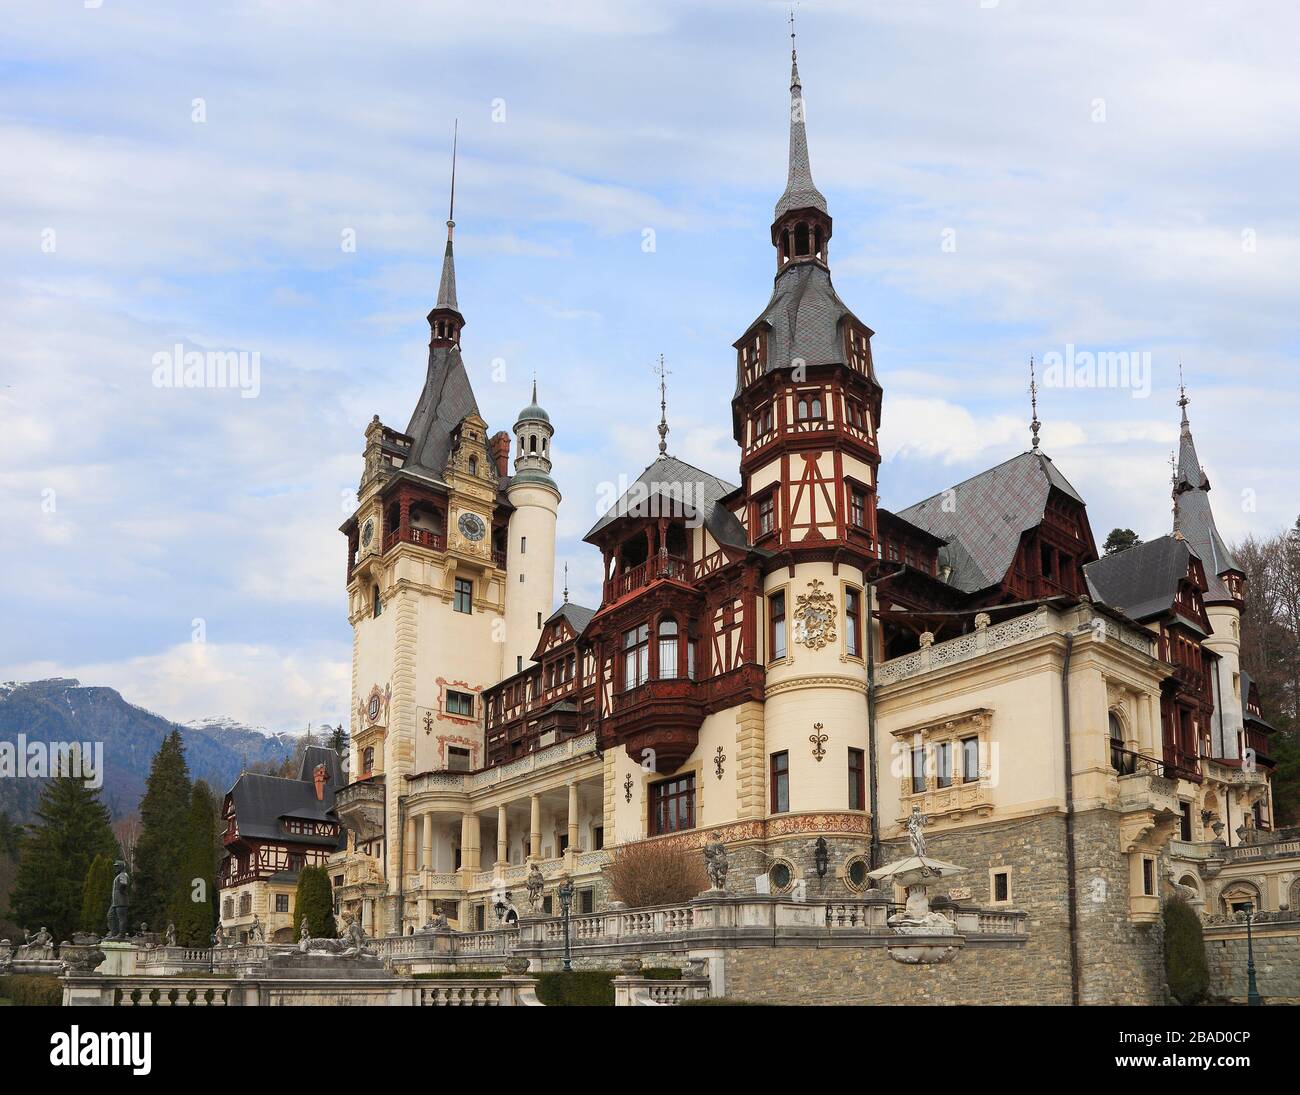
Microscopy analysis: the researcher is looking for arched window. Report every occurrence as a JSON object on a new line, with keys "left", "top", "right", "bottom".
{"left": 362, "top": 747, "right": 375, "bottom": 775}
{"left": 372, "top": 585, "right": 382, "bottom": 618}
{"left": 468, "top": 456, "right": 478, "bottom": 476}
{"left": 658, "top": 618, "right": 679, "bottom": 679}
{"left": 780, "top": 228, "right": 790, "bottom": 264}
{"left": 814, "top": 225, "right": 823, "bottom": 259}
{"left": 794, "top": 222, "right": 809, "bottom": 256}
{"left": 530, "top": 435, "right": 538, "bottom": 453}
{"left": 1109, "top": 712, "right": 1131, "bottom": 773}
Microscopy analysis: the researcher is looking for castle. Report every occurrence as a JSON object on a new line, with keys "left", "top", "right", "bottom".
{"left": 216, "top": 38, "right": 1294, "bottom": 1004}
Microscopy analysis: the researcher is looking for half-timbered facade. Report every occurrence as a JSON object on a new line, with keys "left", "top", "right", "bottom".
{"left": 294, "top": 32, "right": 1294, "bottom": 1004}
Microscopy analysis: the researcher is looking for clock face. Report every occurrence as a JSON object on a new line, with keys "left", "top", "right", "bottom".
{"left": 457, "top": 512, "right": 486, "bottom": 542}
{"left": 361, "top": 518, "right": 374, "bottom": 547}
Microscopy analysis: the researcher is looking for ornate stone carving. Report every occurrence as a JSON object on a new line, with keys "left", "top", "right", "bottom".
{"left": 525, "top": 863, "right": 545, "bottom": 913}
{"left": 794, "top": 579, "right": 837, "bottom": 650}
{"left": 714, "top": 745, "right": 726, "bottom": 780}
{"left": 809, "top": 722, "right": 828, "bottom": 762}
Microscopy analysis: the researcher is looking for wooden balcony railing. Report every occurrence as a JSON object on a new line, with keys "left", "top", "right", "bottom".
{"left": 383, "top": 527, "right": 447, "bottom": 553}
{"left": 603, "top": 552, "right": 689, "bottom": 604}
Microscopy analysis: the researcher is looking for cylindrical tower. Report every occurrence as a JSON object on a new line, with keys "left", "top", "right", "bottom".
{"left": 504, "top": 383, "right": 560, "bottom": 674}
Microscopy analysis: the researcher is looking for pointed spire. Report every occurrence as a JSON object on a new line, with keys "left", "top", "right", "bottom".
{"left": 562, "top": 562, "right": 570, "bottom": 605}
{"left": 1177, "top": 359, "right": 1189, "bottom": 427}
{"left": 775, "top": 12, "right": 827, "bottom": 219}
{"left": 434, "top": 120, "right": 460, "bottom": 312}
{"left": 655, "top": 354, "right": 671, "bottom": 458}
{"left": 1029, "top": 355, "right": 1041, "bottom": 452}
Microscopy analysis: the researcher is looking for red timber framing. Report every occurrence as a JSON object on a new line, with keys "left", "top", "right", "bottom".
{"left": 483, "top": 616, "right": 597, "bottom": 767}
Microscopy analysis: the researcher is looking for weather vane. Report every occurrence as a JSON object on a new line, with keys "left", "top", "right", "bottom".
{"left": 654, "top": 353, "right": 671, "bottom": 457}
{"left": 1029, "top": 355, "right": 1041, "bottom": 452}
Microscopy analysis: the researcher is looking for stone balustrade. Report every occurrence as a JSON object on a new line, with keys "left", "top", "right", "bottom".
{"left": 613, "top": 975, "right": 711, "bottom": 1006}
{"left": 415, "top": 976, "right": 542, "bottom": 1006}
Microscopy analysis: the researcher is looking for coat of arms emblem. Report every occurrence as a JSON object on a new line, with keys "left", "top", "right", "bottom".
{"left": 794, "top": 579, "right": 837, "bottom": 650}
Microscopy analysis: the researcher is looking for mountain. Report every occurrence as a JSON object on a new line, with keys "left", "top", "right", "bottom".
{"left": 0, "top": 679, "right": 302, "bottom": 823}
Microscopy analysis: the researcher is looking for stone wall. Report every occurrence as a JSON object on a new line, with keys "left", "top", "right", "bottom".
{"left": 1205, "top": 924, "right": 1300, "bottom": 1005}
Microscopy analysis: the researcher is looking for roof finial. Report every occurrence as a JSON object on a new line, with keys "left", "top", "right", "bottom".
{"left": 447, "top": 118, "right": 458, "bottom": 239}
{"left": 532, "top": 372, "right": 538, "bottom": 406}
{"left": 563, "top": 562, "right": 569, "bottom": 605}
{"left": 1029, "top": 355, "right": 1041, "bottom": 452}
{"left": 654, "top": 353, "right": 671, "bottom": 458}
{"left": 1177, "top": 359, "right": 1189, "bottom": 427}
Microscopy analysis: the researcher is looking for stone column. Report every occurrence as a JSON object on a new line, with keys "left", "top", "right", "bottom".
{"left": 462, "top": 813, "right": 481, "bottom": 871}
{"left": 529, "top": 793, "right": 541, "bottom": 860}
{"left": 496, "top": 804, "right": 508, "bottom": 867}
{"left": 405, "top": 816, "right": 418, "bottom": 874}
{"left": 421, "top": 813, "right": 434, "bottom": 872}
{"left": 567, "top": 782, "right": 580, "bottom": 853}
{"left": 1136, "top": 691, "right": 1153, "bottom": 756}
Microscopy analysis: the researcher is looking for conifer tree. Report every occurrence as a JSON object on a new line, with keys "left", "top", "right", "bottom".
{"left": 293, "top": 866, "right": 336, "bottom": 939}
{"left": 170, "top": 781, "right": 219, "bottom": 946}
{"left": 11, "top": 772, "right": 118, "bottom": 943}
{"left": 80, "top": 853, "right": 114, "bottom": 935}
{"left": 132, "top": 730, "right": 193, "bottom": 931}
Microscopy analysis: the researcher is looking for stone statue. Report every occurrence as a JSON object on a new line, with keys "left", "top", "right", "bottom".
{"left": 106, "top": 860, "right": 130, "bottom": 939}
{"left": 164, "top": 922, "right": 177, "bottom": 947}
{"left": 905, "top": 805, "right": 928, "bottom": 858}
{"left": 212, "top": 924, "right": 226, "bottom": 948}
{"left": 525, "top": 863, "right": 545, "bottom": 912}
{"left": 249, "top": 914, "right": 265, "bottom": 943}
{"left": 299, "top": 913, "right": 376, "bottom": 958}
{"left": 703, "top": 842, "right": 729, "bottom": 891}
{"left": 430, "top": 906, "right": 450, "bottom": 931}
{"left": 299, "top": 915, "right": 310, "bottom": 943}
{"left": 18, "top": 927, "right": 54, "bottom": 960}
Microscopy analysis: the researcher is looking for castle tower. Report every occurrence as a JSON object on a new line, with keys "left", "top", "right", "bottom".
{"left": 730, "top": 32, "right": 883, "bottom": 814}
{"left": 1172, "top": 380, "right": 1247, "bottom": 759}
{"left": 503, "top": 381, "right": 560, "bottom": 673}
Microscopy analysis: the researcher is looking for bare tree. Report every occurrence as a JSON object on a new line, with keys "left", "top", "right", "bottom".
{"left": 112, "top": 814, "right": 142, "bottom": 872}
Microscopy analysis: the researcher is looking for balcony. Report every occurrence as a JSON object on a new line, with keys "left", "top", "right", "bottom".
{"left": 603, "top": 552, "right": 689, "bottom": 605}
{"left": 383, "top": 526, "right": 446, "bottom": 554}
{"left": 603, "top": 677, "right": 705, "bottom": 770}
{"left": 334, "top": 775, "right": 385, "bottom": 844}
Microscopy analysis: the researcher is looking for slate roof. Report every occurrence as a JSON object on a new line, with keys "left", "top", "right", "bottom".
{"left": 1240, "top": 670, "right": 1275, "bottom": 731}
{"left": 546, "top": 602, "right": 596, "bottom": 636}
{"left": 225, "top": 745, "right": 346, "bottom": 849}
{"left": 1173, "top": 405, "right": 1241, "bottom": 602}
{"left": 739, "top": 263, "right": 858, "bottom": 394}
{"left": 775, "top": 51, "right": 827, "bottom": 219}
{"left": 898, "top": 450, "right": 1087, "bottom": 594}
{"left": 402, "top": 342, "right": 480, "bottom": 481}
{"left": 584, "top": 455, "right": 752, "bottom": 554}
{"left": 1084, "top": 534, "right": 1197, "bottom": 625}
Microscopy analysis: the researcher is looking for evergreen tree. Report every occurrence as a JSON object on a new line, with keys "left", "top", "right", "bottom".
{"left": 293, "top": 866, "right": 336, "bottom": 940}
{"left": 11, "top": 772, "right": 118, "bottom": 943}
{"left": 1103, "top": 527, "right": 1142, "bottom": 555}
{"left": 132, "top": 730, "right": 193, "bottom": 931}
{"left": 1163, "top": 896, "right": 1210, "bottom": 1004}
{"left": 170, "top": 781, "right": 219, "bottom": 946}
{"left": 80, "top": 854, "right": 114, "bottom": 935}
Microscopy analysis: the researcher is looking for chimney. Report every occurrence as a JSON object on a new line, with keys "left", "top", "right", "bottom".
{"left": 490, "top": 431, "right": 511, "bottom": 479}
{"left": 313, "top": 763, "right": 328, "bottom": 801}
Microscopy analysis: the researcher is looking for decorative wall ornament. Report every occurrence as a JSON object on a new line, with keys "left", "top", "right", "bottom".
{"left": 423, "top": 711, "right": 434, "bottom": 735}
{"left": 714, "top": 746, "right": 726, "bottom": 780}
{"left": 809, "top": 722, "right": 828, "bottom": 762}
{"left": 624, "top": 773, "right": 634, "bottom": 803}
{"left": 794, "top": 579, "right": 837, "bottom": 650}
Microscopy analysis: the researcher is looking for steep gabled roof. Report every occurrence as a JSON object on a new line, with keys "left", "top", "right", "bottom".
{"left": 1172, "top": 394, "right": 1241, "bottom": 601}
{"left": 897, "top": 450, "right": 1086, "bottom": 594}
{"left": 584, "top": 455, "right": 749, "bottom": 553}
{"left": 402, "top": 342, "right": 480, "bottom": 481}
{"left": 546, "top": 602, "right": 596, "bottom": 637}
{"left": 225, "top": 746, "right": 346, "bottom": 849}
{"left": 1084, "top": 534, "right": 1195, "bottom": 624}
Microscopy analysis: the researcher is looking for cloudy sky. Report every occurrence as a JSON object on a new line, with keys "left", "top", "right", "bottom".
{"left": 2, "top": 1, "right": 1296, "bottom": 731}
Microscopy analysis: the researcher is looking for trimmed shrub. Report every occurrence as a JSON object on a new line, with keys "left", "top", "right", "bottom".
{"left": 0, "top": 974, "right": 63, "bottom": 1006}
{"left": 293, "top": 866, "right": 336, "bottom": 939}
{"left": 602, "top": 841, "right": 708, "bottom": 908}
{"left": 1164, "top": 896, "right": 1210, "bottom": 1005}
{"left": 536, "top": 970, "right": 616, "bottom": 1006}
{"left": 642, "top": 967, "right": 683, "bottom": 980}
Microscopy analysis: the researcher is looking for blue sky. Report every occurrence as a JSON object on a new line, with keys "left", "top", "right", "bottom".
{"left": 3, "top": 1, "right": 1297, "bottom": 730}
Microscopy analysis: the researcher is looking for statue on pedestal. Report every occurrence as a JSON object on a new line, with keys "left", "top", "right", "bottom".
{"left": 703, "top": 842, "right": 729, "bottom": 891}
{"left": 18, "top": 927, "right": 54, "bottom": 960}
{"left": 249, "top": 914, "right": 265, "bottom": 943}
{"left": 106, "top": 860, "right": 130, "bottom": 939}
{"left": 164, "top": 922, "right": 177, "bottom": 947}
{"left": 299, "top": 912, "right": 377, "bottom": 958}
{"left": 905, "top": 805, "right": 928, "bottom": 858}
{"left": 525, "top": 863, "right": 545, "bottom": 913}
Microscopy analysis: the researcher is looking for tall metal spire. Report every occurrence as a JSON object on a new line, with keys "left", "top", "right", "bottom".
{"left": 435, "top": 120, "right": 460, "bottom": 312}
{"left": 655, "top": 354, "right": 671, "bottom": 458}
{"left": 562, "top": 562, "right": 569, "bottom": 605}
{"left": 1029, "top": 355, "right": 1041, "bottom": 452}
{"left": 775, "top": 11, "right": 827, "bottom": 219}
{"left": 1177, "top": 359, "right": 1189, "bottom": 427}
